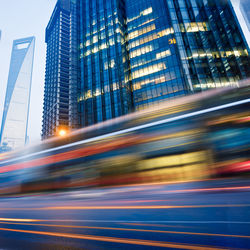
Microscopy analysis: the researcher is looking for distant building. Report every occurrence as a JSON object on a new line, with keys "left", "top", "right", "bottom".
{"left": 240, "top": 0, "right": 250, "bottom": 31}
{"left": 42, "top": 0, "right": 250, "bottom": 139}
{"left": 42, "top": 0, "right": 78, "bottom": 139}
{"left": 0, "top": 37, "right": 35, "bottom": 150}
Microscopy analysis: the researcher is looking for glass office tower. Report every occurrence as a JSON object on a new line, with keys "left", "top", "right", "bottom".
{"left": 167, "top": 0, "right": 250, "bottom": 91}
{"left": 126, "top": 0, "right": 250, "bottom": 110}
{"left": 42, "top": 0, "right": 78, "bottom": 139}
{"left": 126, "top": 0, "right": 190, "bottom": 110}
{"left": 43, "top": 0, "right": 250, "bottom": 137}
{"left": 0, "top": 37, "right": 35, "bottom": 150}
{"left": 78, "top": 0, "right": 250, "bottom": 116}
{"left": 78, "top": 0, "right": 132, "bottom": 126}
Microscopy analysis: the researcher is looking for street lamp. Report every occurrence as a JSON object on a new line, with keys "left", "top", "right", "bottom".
{"left": 56, "top": 126, "right": 69, "bottom": 137}
{"left": 58, "top": 129, "right": 67, "bottom": 137}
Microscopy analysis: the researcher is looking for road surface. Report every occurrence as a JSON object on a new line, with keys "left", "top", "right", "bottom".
{"left": 0, "top": 178, "right": 250, "bottom": 249}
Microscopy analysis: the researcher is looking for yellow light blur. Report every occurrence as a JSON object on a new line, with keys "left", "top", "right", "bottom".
{"left": 0, "top": 218, "right": 40, "bottom": 222}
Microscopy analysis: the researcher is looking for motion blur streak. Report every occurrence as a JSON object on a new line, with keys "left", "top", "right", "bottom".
{"left": 1, "top": 84, "right": 250, "bottom": 195}
{"left": 159, "top": 186, "right": 250, "bottom": 193}
{"left": 0, "top": 204, "right": 249, "bottom": 210}
{"left": 0, "top": 221, "right": 249, "bottom": 239}
{"left": 121, "top": 223, "right": 190, "bottom": 228}
{"left": 0, "top": 218, "right": 40, "bottom": 222}
{"left": 0, "top": 84, "right": 250, "bottom": 249}
{"left": 0, "top": 227, "right": 226, "bottom": 250}
{"left": 1, "top": 95, "right": 249, "bottom": 166}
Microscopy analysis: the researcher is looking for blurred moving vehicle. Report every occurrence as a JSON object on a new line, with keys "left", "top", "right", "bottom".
{"left": 0, "top": 82, "right": 250, "bottom": 194}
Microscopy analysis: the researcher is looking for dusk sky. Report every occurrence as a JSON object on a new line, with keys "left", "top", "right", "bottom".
{"left": 0, "top": 0, "right": 249, "bottom": 144}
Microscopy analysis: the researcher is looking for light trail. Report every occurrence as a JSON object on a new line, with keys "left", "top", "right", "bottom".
{"left": 156, "top": 186, "right": 250, "bottom": 194}
{"left": 121, "top": 223, "right": 190, "bottom": 228}
{"left": 0, "top": 218, "right": 249, "bottom": 224}
{"left": 0, "top": 218, "right": 39, "bottom": 222}
{"left": 0, "top": 227, "right": 227, "bottom": 249}
{"left": 0, "top": 204, "right": 249, "bottom": 210}
{"left": 1, "top": 97, "right": 250, "bottom": 165}
{"left": 0, "top": 221, "right": 249, "bottom": 239}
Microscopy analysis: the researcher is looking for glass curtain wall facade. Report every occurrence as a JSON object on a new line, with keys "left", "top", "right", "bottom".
{"left": 126, "top": 0, "right": 190, "bottom": 110}
{"left": 167, "top": 0, "right": 250, "bottom": 91}
{"left": 42, "top": 0, "right": 78, "bottom": 139}
{"left": 78, "top": 0, "right": 132, "bottom": 126}
{"left": 78, "top": 0, "right": 250, "bottom": 117}
{"left": 43, "top": 0, "right": 250, "bottom": 137}
{"left": 126, "top": 0, "right": 250, "bottom": 110}
{"left": 0, "top": 37, "right": 35, "bottom": 150}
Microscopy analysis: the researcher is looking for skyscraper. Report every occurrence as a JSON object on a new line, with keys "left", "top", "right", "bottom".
{"left": 240, "top": 0, "right": 250, "bottom": 31}
{"left": 42, "top": 0, "right": 78, "bottom": 139}
{"left": 0, "top": 37, "right": 35, "bottom": 150}
{"left": 78, "top": 0, "right": 133, "bottom": 126}
{"left": 125, "top": 0, "right": 250, "bottom": 109}
{"left": 42, "top": 0, "right": 250, "bottom": 138}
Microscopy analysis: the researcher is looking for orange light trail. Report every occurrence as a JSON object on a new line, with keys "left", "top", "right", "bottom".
{"left": 0, "top": 204, "right": 249, "bottom": 210}
{"left": 0, "top": 227, "right": 227, "bottom": 250}
{"left": 0, "top": 221, "right": 249, "bottom": 239}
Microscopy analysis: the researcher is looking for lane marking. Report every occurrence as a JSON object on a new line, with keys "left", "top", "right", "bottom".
{"left": 0, "top": 227, "right": 227, "bottom": 250}
{"left": 0, "top": 221, "right": 249, "bottom": 239}
{"left": 1, "top": 97, "right": 250, "bottom": 166}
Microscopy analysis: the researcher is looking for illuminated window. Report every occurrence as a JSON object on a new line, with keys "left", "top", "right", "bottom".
{"left": 85, "top": 90, "right": 92, "bottom": 99}
{"left": 128, "top": 24, "right": 156, "bottom": 40}
{"left": 92, "top": 46, "right": 98, "bottom": 53}
{"left": 93, "top": 35, "right": 98, "bottom": 43}
{"left": 85, "top": 40, "right": 90, "bottom": 46}
{"left": 85, "top": 49, "right": 91, "bottom": 56}
{"left": 129, "top": 45, "right": 153, "bottom": 59}
{"left": 79, "top": 43, "right": 84, "bottom": 49}
{"left": 100, "top": 43, "right": 107, "bottom": 50}
{"left": 109, "top": 38, "right": 115, "bottom": 46}
{"left": 127, "top": 7, "right": 153, "bottom": 23}
{"left": 168, "top": 38, "right": 176, "bottom": 44}
{"left": 110, "top": 59, "right": 115, "bottom": 68}
{"left": 141, "top": 7, "right": 153, "bottom": 16}
{"left": 184, "top": 22, "right": 210, "bottom": 32}
{"left": 156, "top": 50, "right": 171, "bottom": 59}
{"left": 132, "top": 63, "right": 166, "bottom": 79}
{"left": 104, "top": 62, "right": 108, "bottom": 70}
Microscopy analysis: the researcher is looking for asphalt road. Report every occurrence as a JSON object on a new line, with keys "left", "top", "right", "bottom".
{"left": 0, "top": 178, "right": 250, "bottom": 250}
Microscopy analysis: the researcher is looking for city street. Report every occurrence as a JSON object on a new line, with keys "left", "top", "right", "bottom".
{"left": 0, "top": 178, "right": 250, "bottom": 249}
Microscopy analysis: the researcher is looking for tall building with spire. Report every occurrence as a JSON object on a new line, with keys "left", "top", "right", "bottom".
{"left": 0, "top": 37, "right": 35, "bottom": 150}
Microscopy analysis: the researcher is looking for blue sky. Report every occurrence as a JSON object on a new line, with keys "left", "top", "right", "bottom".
{"left": 0, "top": 0, "right": 249, "bottom": 144}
